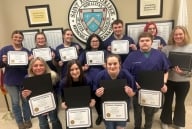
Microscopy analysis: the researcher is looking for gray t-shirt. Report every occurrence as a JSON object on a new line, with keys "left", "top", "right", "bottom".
{"left": 162, "top": 44, "right": 192, "bottom": 82}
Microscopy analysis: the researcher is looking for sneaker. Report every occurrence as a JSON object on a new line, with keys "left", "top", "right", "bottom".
{"left": 24, "top": 120, "right": 32, "bottom": 128}
{"left": 95, "top": 116, "right": 102, "bottom": 125}
{"left": 18, "top": 123, "right": 26, "bottom": 129}
{"left": 161, "top": 122, "right": 168, "bottom": 129}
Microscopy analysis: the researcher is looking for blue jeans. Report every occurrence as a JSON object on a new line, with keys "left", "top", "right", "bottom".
{"left": 38, "top": 109, "right": 62, "bottom": 129}
{"left": 104, "top": 120, "right": 127, "bottom": 129}
{"left": 5, "top": 85, "right": 31, "bottom": 124}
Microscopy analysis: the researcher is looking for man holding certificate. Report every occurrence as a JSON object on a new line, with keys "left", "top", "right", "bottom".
{"left": 103, "top": 19, "right": 137, "bottom": 63}
{"left": 160, "top": 26, "right": 192, "bottom": 129}
{"left": 22, "top": 57, "right": 62, "bottom": 129}
{"left": 79, "top": 34, "right": 107, "bottom": 125}
{"left": 123, "top": 32, "right": 169, "bottom": 129}
{"left": 93, "top": 54, "right": 137, "bottom": 129}
{"left": 60, "top": 60, "right": 95, "bottom": 129}
{"left": 55, "top": 28, "right": 83, "bottom": 78}
{"left": 0, "top": 30, "right": 32, "bottom": 129}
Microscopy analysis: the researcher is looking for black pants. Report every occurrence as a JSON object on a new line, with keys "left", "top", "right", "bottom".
{"left": 160, "top": 80, "right": 190, "bottom": 127}
{"left": 95, "top": 96, "right": 102, "bottom": 117}
{"left": 133, "top": 95, "right": 156, "bottom": 129}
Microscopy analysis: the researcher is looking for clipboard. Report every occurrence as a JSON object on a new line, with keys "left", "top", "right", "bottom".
{"left": 64, "top": 86, "right": 91, "bottom": 108}
{"left": 168, "top": 52, "right": 192, "bottom": 71}
{"left": 23, "top": 73, "right": 53, "bottom": 97}
{"left": 137, "top": 71, "right": 164, "bottom": 91}
{"left": 100, "top": 79, "right": 128, "bottom": 101}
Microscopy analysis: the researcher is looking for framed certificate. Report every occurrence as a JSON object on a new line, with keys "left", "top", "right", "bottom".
{"left": 29, "top": 92, "right": 56, "bottom": 116}
{"left": 168, "top": 52, "right": 192, "bottom": 71}
{"left": 59, "top": 47, "right": 78, "bottom": 62}
{"left": 66, "top": 107, "right": 92, "bottom": 128}
{"left": 21, "top": 29, "right": 39, "bottom": 50}
{"left": 152, "top": 40, "right": 160, "bottom": 49}
{"left": 102, "top": 101, "right": 128, "bottom": 121}
{"left": 32, "top": 47, "right": 52, "bottom": 61}
{"left": 111, "top": 40, "right": 129, "bottom": 54}
{"left": 42, "top": 28, "right": 63, "bottom": 49}
{"left": 86, "top": 51, "right": 104, "bottom": 65}
{"left": 137, "top": 0, "right": 163, "bottom": 19}
{"left": 126, "top": 20, "right": 174, "bottom": 44}
{"left": 138, "top": 89, "right": 162, "bottom": 108}
{"left": 25, "top": 5, "right": 52, "bottom": 27}
{"left": 7, "top": 51, "right": 28, "bottom": 66}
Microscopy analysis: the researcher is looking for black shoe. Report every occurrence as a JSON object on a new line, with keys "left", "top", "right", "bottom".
{"left": 95, "top": 116, "right": 102, "bottom": 125}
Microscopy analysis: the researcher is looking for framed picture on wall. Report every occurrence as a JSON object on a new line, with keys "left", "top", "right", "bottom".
{"left": 137, "top": 0, "right": 163, "bottom": 19}
{"left": 21, "top": 29, "right": 40, "bottom": 50}
{"left": 125, "top": 20, "right": 174, "bottom": 44}
{"left": 42, "top": 28, "right": 64, "bottom": 49}
{"left": 25, "top": 5, "right": 52, "bottom": 27}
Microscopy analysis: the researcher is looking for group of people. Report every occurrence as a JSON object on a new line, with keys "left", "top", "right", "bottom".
{"left": 0, "top": 19, "right": 191, "bottom": 129}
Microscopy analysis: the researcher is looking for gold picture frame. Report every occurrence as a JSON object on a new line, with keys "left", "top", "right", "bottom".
{"left": 25, "top": 5, "right": 52, "bottom": 27}
{"left": 137, "top": 0, "right": 163, "bottom": 19}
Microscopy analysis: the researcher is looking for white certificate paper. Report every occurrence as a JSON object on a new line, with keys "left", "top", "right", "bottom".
{"left": 111, "top": 40, "right": 129, "bottom": 54}
{"left": 138, "top": 89, "right": 162, "bottom": 108}
{"left": 7, "top": 51, "right": 28, "bottom": 66}
{"left": 29, "top": 92, "right": 56, "bottom": 116}
{"left": 102, "top": 101, "right": 128, "bottom": 121}
{"left": 86, "top": 51, "right": 104, "bottom": 65}
{"left": 32, "top": 48, "right": 52, "bottom": 61}
{"left": 59, "top": 47, "right": 78, "bottom": 62}
{"left": 66, "top": 107, "right": 91, "bottom": 128}
{"left": 152, "top": 40, "right": 160, "bottom": 49}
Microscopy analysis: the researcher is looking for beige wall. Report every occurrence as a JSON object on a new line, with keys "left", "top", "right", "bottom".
{"left": 0, "top": 0, "right": 191, "bottom": 47}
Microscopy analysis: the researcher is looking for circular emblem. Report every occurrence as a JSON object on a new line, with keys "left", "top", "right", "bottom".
{"left": 142, "top": 99, "right": 146, "bottom": 104}
{"left": 34, "top": 107, "right": 39, "bottom": 112}
{"left": 70, "top": 120, "right": 75, "bottom": 124}
{"left": 69, "top": 0, "right": 118, "bottom": 43}
{"left": 106, "top": 113, "right": 111, "bottom": 117}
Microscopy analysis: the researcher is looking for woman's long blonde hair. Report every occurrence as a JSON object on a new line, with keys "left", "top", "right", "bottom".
{"left": 28, "top": 57, "right": 58, "bottom": 85}
{"left": 167, "top": 26, "right": 191, "bottom": 45}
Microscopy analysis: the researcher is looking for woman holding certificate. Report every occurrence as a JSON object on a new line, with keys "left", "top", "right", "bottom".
{"left": 94, "top": 54, "right": 137, "bottom": 129}
{"left": 144, "top": 21, "right": 166, "bottom": 50}
{"left": 0, "top": 30, "right": 32, "bottom": 129}
{"left": 79, "top": 33, "right": 107, "bottom": 125}
{"left": 103, "top": 19, "right": 137, "bottom": 63}
{"left": 123, "top": 32, "right": 169, "bottom": 129}
{"left": 22, "top": 57, "right": 62, "bottom": 129}
{"left": 31, "top": 32, "right": 58, "bottom": 72}
{"left": 55, "top": 29, "right": 83, "bottom": 78}
{"left": 60, "top": 60, "right": 95, "bottom": 129}
{"left": 31, "top": 32, "right": 60, "bottom": 105}
{"left": 160, "top": 26, "right": 191, "bottom": 129}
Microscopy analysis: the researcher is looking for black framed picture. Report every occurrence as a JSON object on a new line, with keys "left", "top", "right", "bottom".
{"left": 25, "top": 5, "right": 52, "bottom": 27}
{"left": 42, "top": 28, "right": 64, "bottom": 49}
{"left": 21, "top": 29, "right": 40, "bottom": 50}
{"left": 125, "top": 20, "right": 174, "bottom": 43}
{"left": 137, "top": 0, "right": 163, "bottom": 19}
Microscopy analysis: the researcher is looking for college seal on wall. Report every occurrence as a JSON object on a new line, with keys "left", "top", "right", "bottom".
{"left": 68, "top": 0, "right": 118, "bottom": 43}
